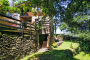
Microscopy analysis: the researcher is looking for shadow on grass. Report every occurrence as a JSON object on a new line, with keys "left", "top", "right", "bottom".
{"left": 27, "top": 49, "right": 79, "bottom": 60}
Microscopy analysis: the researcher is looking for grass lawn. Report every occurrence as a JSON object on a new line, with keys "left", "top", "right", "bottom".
{"left": 56, "top": 41, "right": 90, "bottom": 60}
{"left": 20, "top": 40, "right": 90, "bottom": 60}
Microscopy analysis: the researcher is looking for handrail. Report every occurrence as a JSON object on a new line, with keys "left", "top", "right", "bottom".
{"left": 0, "top": 23, "right": 22, "bottom": 29}
{"left": 0, "top": 18, "right": 21, "bottom": 25}
{"left": 0, "top": 15, "right": 32, "bottom": 38}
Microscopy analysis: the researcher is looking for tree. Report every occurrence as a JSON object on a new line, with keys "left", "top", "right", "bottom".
{"left": 0, "top": 0, "right": 10, "bottom": 14}
{"left": 0, "top": 0, "right": 21, "bottom": 15}
{"left": 14, "top": 0, "right": 60, "bottom": 17}
{"left": 59, "top": 22, "right": 67, "bottom": 31}
{"left": 61, "top": 0, "right": 90, "bottom": 32}
{"left": 53, "top": 19, "right": 59, "bottom": 37}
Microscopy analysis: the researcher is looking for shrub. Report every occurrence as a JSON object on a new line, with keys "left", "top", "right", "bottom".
{"left": 52, "top": 43, "right": 57, "bottom": 48}
{"left": 57, "top": 34, "right": 62, "bottom": 37}
{"left": 70, "top": 44, "right": 73, "bottom": 49}
{"left": 80, "top": 40, "right": 90, "bottom": 52}
{"left": 78, "top": 32, "right": 90, "bottom": 41}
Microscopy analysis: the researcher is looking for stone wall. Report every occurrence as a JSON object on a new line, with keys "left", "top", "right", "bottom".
{"left": 0, "top": 34, "right": 38, "bottom": 60}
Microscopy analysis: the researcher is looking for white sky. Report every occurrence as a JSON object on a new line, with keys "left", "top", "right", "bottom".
{"left": 8, "top": 0, "right": 12, "bottom": 6}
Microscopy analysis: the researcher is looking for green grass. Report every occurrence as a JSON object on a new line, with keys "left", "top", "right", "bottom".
{"left": 56, "top": 41, "right": 90, "bottom": 60}
{"left": 56, "top": 41, "right": 79, "bottom": 50}
{"left": 74, "top": 52, "right": 90, "bottom": 60}
{"left": 20, "top": 52, "right": 43, "bottom": 60}
{"left": 20, "top": 41, "right": 90, "bottom": 60}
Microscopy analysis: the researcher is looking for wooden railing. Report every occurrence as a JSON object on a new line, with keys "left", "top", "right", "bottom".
{"left": 0, "top": 15, "right": 34, "bottom": 38}
{"left": 0, "top": 14, "right": 53, "bottom": 38}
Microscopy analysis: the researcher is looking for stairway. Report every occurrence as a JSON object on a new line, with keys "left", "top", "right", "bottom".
{"left": 24, "top": 23, "right": 36, "bottom": 40}
{"left": 30, "top": 23, "right": 36, "bottom": 40}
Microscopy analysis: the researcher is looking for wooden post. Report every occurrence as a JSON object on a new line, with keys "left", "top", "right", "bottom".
{"left": 47, "top": 34, "right": 50, "bottom": 49}
{"left": 37, "top": 32, "right": 39, "bottom": 50}
{"left": 50, "top": 25, "right": 51, "bottom": 49}
{"left": 30, "top": 24, "right": 31, "bottom": 40}
{"left": 22, "top": 21, "right": 23, "bottom": 38}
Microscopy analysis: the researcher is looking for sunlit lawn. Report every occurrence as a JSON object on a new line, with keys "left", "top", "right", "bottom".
{"left": 21, "top": 41, "right": 90, "bottom": 60}
{"left": 74, "top": 52, "right": 90, "bottom": 60}
{"left": 56, "top": 41, "right": 90, "bottom": 60}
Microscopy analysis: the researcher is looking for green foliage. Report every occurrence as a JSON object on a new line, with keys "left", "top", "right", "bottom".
{"left": 78, "top": 30, "right": 90, "bottom": 41}
{"left": 37, "top": 25, "right": 42, "bottom": 30}
{"left": 15, "top": 1, "right": 32, "bottom": 13}
{"left": 15, "top": 0, "right": 57, "bottom": 17}
{"left": 61, "top": 0, "right": 90, "bottom": 37}
{"left": 14, "top": 2, "right": 18, "bottom": 6}
{"left": 57, "top": 34, "right": 63, "bottom": 37}
{"left": 70, "top": 43, "right": 73, "bottom": 49}
{"left": 0, "top": 0, "right": 9, "bottom": 14}
{"left": 73, "top": 15, "right": 89, "bottom": 22}
{"left": 59, "top": 22, "right": 67, "bottom": 31}
{"left": 52, "top": 43, "right": 57, "bottom": 48}
{"left": 17, "top": 0, "right": 24, "bottom": 3}
{"left": 83, "top": 43, "right": 90, "bottom": 51}
{"left": 0, "top": 0, "right": 9, "bottom": 6}
{"left": 78, "top": 40, "right": 90, "bottom": 52}
{"left": 34, "top": 22, "right": 42, "bottom": 31}
{"left": 0, "top": 0, "right": 21, "bottom": 14}
{"left": 42, "top": 27, "right": 46, "bottom": 30}
{"left": 31, "top": 8, "right": 35, "bottom": 12}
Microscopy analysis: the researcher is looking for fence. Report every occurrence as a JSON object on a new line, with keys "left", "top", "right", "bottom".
{"left": 0, "top": 14, "right": 34, "bottom": 38}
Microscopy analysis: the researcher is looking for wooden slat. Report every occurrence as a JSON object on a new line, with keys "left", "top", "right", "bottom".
{"left": 2, "top": 30, "right": 29, "bottom": 34}
{"left": 0, "top": 21, "right": 30, "bottom": 30}
{"left": 0, "top": 23, "right": 22, "bottom": 29}
{"left": 0, "top": 28, "right": 17, "bottom": 30}
{"left": 0, "top": 18, "right": 21, "bottom": 25}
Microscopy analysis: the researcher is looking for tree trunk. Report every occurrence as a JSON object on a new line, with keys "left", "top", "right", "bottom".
{"left": 55, "top": 23, "right": 56, "bottom": 37}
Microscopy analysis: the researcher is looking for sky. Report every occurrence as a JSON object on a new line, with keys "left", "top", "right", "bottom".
{"left": 8, "top": 0, "right": 13, "bottom": 6}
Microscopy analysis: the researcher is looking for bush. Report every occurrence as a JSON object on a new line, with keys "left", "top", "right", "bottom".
{"left": 52, "top": 43, "right": 57, "bottom": 48}
{"left": 63, "top": 35, "right": 71, "bottom": 40}
{"left": 57, "top": 34, "right": 62, "bottom": 37}
{"left": 78, "top": 32, "right": 90, "bottom": 41}
{"left": 80, "top": 40, "right": 90, "bottom": 52}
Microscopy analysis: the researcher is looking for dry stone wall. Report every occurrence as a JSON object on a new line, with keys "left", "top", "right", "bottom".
{"left": 0, "top": 34, "right": 38, "bottom": 60}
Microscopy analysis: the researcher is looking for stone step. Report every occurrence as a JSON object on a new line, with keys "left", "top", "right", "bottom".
{"left": 56, "top": 41, "right": 63, "bottom": 47}
{"left": 38, "top": 48, "right": 50, "bottom": 53}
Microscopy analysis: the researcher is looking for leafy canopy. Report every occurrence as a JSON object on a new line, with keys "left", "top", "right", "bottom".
{"left": 59, "top": 22, "right": 67, "bottom": 31}
{"left": 55, "top": 0, "right": 90, "bottom": 34}
{"left": 15, "top": 0, "right": 61, "bottom": 17}
{"left": 0, "top": 0, "right": 21, "bottom": 14}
